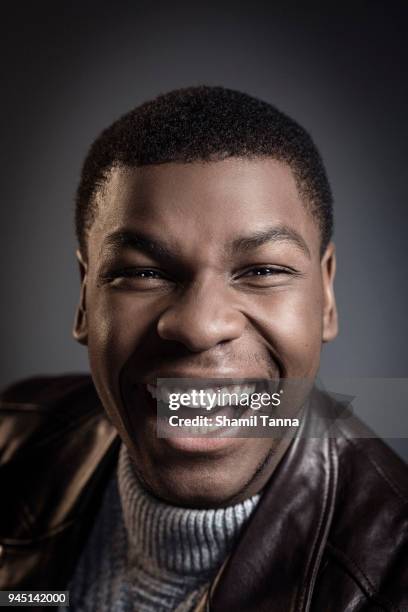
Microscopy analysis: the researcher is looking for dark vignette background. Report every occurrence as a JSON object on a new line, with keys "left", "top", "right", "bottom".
{"left": 1, "top": 1, "right": 407, "bottom": 459}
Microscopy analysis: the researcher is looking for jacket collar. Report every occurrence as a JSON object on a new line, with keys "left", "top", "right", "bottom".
{"left": 206, "top": 390, "right": 339, "bottom": 612}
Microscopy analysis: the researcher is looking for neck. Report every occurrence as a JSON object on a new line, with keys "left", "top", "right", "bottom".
{"left": 117, "top": 443, "right": 261, "bottom": 576}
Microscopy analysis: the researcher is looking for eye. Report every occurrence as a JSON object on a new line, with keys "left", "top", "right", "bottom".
{"left": 234, "top": 265, "right": 300, "bottom": 287}
{"left": 128, "top": 269, "right": 163, "bottom": 278}
{"left": 245, "top": 267, "right": 284, "bottom": 276}
{"left": 101, "top": 267, "right": 174, "bottom": 290}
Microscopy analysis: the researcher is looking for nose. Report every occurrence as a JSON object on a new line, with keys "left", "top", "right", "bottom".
{"left": 157, "top": 278, "right": 246, "bottom": 352}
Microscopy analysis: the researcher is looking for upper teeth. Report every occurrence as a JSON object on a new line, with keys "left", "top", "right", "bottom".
{"left": 146, "top": 384, "right": 256, "bottom": 407}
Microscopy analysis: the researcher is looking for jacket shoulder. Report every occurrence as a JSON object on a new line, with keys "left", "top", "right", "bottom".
{"left": 0, "top": 374, "right": 109, "bottom": 466}
{"left": 323, "top": 422, "right": 408, "bottom": 609}
{"left": 1, "top": 373, "right": 97, "bottom": 409}
{"left": 0, "top": 375, "right": 119, "bottom": 589}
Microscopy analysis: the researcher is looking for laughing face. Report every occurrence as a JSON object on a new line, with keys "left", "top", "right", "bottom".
{"left": 73, "top": 157, "right": 337, "bottom": 507}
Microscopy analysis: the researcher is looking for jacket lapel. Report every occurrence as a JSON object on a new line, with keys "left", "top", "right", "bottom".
{"left": 206, "top": 392, "right": 339, "bottom": 612}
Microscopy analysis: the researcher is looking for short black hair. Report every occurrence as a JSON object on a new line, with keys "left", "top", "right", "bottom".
{"left": 75, "top": 86, "right": 333, "bottom": 255}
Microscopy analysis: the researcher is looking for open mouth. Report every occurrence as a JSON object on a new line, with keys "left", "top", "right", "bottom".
{"left": 147, "top": 382, "right": 257, "bottom": 409}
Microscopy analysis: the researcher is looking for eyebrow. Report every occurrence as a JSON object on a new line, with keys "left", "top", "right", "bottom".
{"left": 102, "top": 224, "right": 311, "bottom": 263}
{"left": 102, "top": 231, "right": 178, "bottom": 263}
{"left": 231, "top": 225, "right": 311, "bottom": 259}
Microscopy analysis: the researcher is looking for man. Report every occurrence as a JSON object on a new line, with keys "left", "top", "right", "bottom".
{"left": 0, "top": 86, "right": 406, "bottom": 611}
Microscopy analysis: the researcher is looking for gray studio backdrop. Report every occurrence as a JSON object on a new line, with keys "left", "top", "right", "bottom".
{"left": 1, "top": 1, "right": 407, "bottom": 460}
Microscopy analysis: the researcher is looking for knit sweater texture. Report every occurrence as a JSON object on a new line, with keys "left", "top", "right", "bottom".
{"left": 65, "top": 444, "right": 260, "bottom": 611}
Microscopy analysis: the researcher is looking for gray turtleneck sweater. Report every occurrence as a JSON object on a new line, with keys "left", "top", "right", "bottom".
{"left": 65, "top": 444, "right": 260, "bottom": 611}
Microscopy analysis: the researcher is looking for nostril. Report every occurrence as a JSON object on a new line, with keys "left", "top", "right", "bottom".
{"left": 157, "top": 310, "right": 245, "bottom": 354}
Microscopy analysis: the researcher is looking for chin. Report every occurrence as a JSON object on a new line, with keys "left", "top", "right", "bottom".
{"left": 143, "top": 461, "right": 251, "bottom": 509}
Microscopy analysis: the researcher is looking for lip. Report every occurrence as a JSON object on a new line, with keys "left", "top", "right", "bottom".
{"left": 140, "top": 375, "right": 278, "bottom": 390}
{"left": 139, "top": 369, "right": 273, "bottom": 385}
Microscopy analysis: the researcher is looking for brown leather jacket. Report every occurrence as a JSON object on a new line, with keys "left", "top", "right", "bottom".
{"left": 0, "top": 375, "right": 407, "bottom": 611}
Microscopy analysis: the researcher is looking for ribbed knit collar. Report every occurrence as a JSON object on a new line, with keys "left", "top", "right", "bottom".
{"left": 118, "top": 444, "right": 260, "bottom": 577}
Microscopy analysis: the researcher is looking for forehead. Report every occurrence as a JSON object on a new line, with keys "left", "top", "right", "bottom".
{"left": 90, "top": 158, "right": 320, "bottom": 259}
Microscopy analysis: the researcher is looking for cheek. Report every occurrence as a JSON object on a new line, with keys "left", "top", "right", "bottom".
{"left": 85, "top": 293, "right": 157, "bottom": 411}
{"left": 85, "top": 292, "right": 164, "bottom": 437}
{"left": 246, "top": 280, "right": 324, "bottom": 376}
{"left": 87, "top": 292, "right": 159, "bottom": 370}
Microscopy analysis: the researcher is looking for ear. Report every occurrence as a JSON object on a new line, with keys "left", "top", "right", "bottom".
{"left": 321, "top": 241, "right": 338, "bottom": 342}
{"left": 73, "top": 249, "right": 89, "bottom": 345}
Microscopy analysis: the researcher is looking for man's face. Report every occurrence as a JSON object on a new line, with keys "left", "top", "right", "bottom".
{"left": 74, "top": 158, "right": 337, "bottom": 506}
